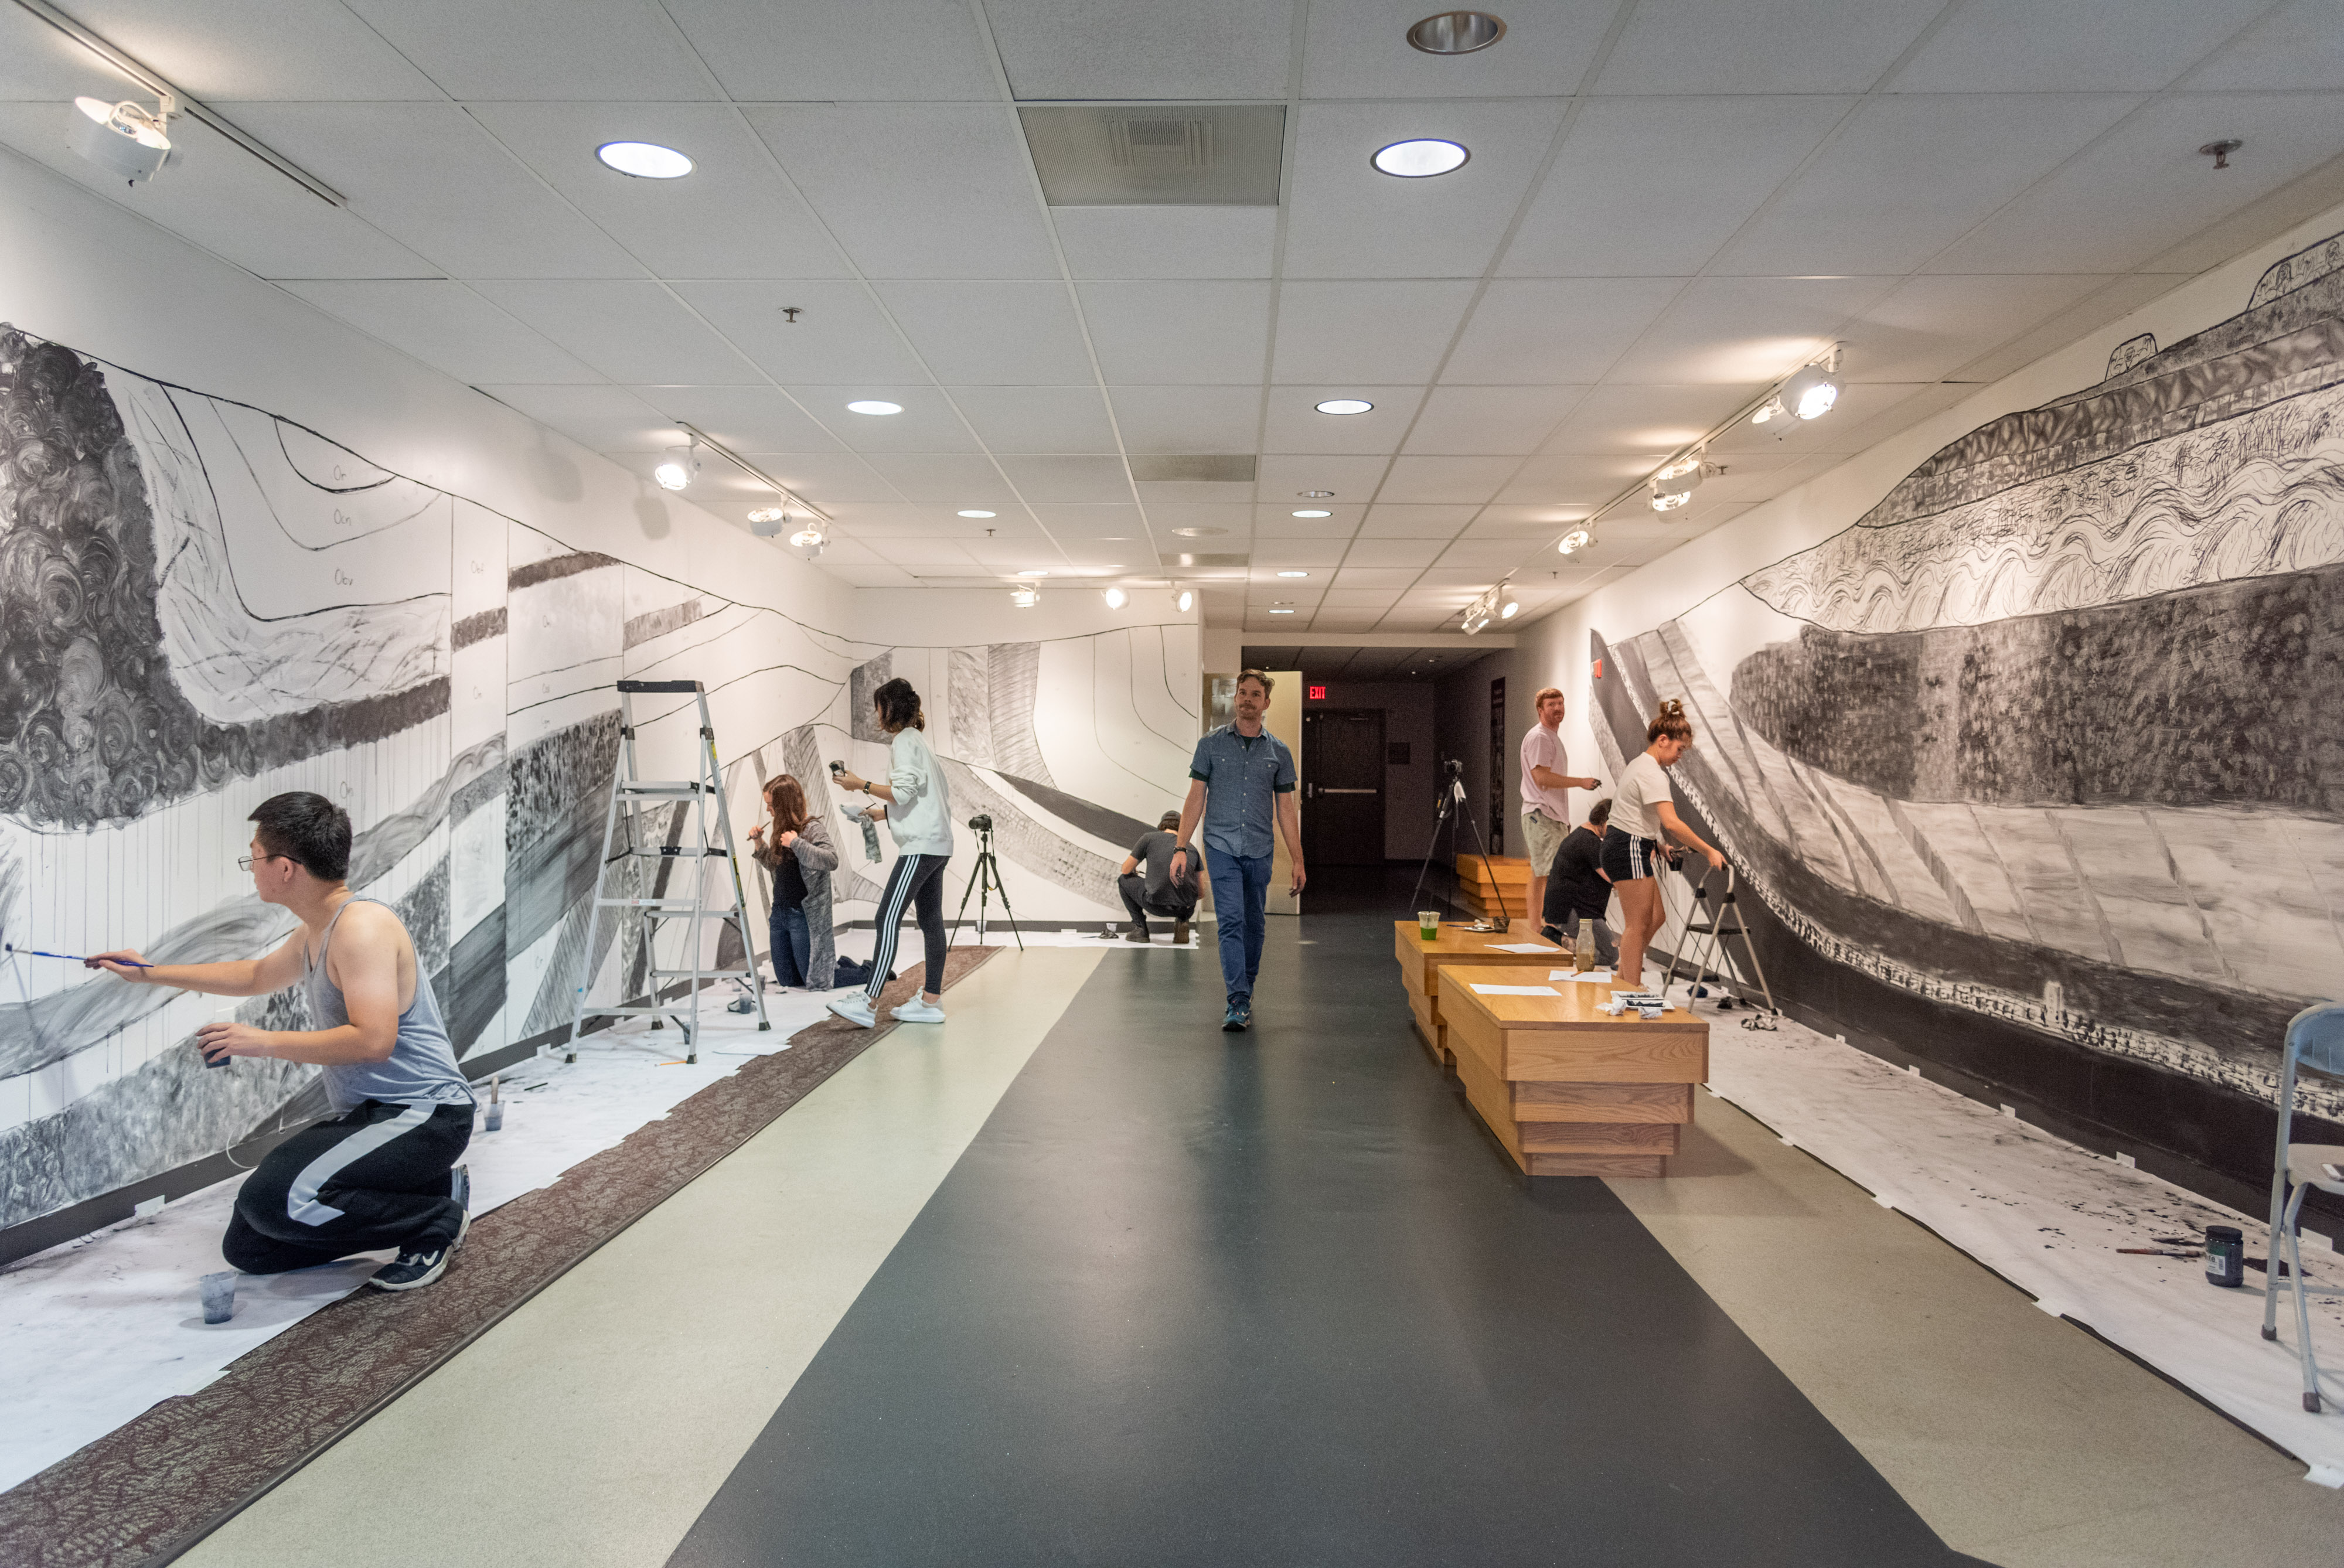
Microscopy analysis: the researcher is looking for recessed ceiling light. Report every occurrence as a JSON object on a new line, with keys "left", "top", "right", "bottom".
{"left": 1016, "top": 569, "right": 1050, "bottom": 577}
{"left": 1299, "top": 489, "right": 1335, "bottom": 499}
{"left": 597, "top": 141, "right": 693, "bottom": 179}
{"left": 1269, "top": 608, "right": 1296, "bottom": 615}
{"left": 958, "top": 509, "right": 996, "bottom": 518}
{"left": 1314, "top": 399, "right": 1374, "bottom": 415}
{"left": 1172, "top": 526, "right": 1228, "bottom": 538}
{"left": 1276, "top": 570, "right": 1310, "bottom": 578}
{"left": 847, "top": 400, "right": 902, "bottom": 415}
{"left": 1372, "top": 139, "right": 1469, "bottom": 178}
{"left": 1292, "top": 509, "right": 1333, "bottom": 519}
{"left": 1407, "top": 11, "right": 1507, "bottom": 54}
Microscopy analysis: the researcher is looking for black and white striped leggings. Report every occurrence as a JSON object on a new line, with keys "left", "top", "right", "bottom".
{"left": 868, "top": 851, "right": 951, "bottom": 1001}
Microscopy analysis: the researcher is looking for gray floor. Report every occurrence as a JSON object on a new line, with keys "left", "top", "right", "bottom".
{"left": 669, "top": 877, "right": 1983, "bottom": 1567}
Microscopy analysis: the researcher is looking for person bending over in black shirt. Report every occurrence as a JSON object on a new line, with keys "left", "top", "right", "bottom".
{"left": 1119, "top": 811, "right": 1197, "bottom": 944}
{"left": 1541, "top": 798, "right": 1619, "bottom": 966}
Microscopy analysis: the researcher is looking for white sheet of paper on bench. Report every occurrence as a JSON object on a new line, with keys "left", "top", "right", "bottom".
{"left": 1470, "top": 983, "right": 1559, "bottom": 996}
{"left": 1549, "top": 970, "right": 1614, "bottom": 982}
{"left": 1484, "top": 942, "right": 1554, "bottom": 954}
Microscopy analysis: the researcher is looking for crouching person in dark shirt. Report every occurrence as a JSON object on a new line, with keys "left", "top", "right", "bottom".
{"left": 1541, "top": 797, "right": 1620, "bottom": 967}
{"left": 1119, "top": 810, "right": 1198, "bottom": 945}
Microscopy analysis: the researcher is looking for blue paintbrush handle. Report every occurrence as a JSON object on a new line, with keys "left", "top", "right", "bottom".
{"left": 6, "top": 945, "right": 153, "bottom": 968}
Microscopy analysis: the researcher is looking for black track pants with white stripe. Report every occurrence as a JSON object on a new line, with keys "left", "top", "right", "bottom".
{"left": 223, "top": 1099, "right": 473, "bottom": 1272}
{"left": 868, "top": 851, "right": 952, "bottom": 1002}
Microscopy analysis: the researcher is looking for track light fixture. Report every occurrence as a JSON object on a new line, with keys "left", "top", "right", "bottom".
{"left": 1101, "top": 586, "right": 1128, "bottom": 609}
{"left": 788, "top": 521, "right": 827, "bottom": 560}
{"left": 1556, "top": 524, "right": 1595, "bottom": 555}
{"left": 70, "top": 94, "right": 171, "bottom": 183}
{"left": 1010, "top": 584, "right": 1040, "bottom": 609}
{"left": 1497, "top": 587, "right": 1520, "bottom": 621}
{"left": 1649, "top": 452, "right": 1705, "bottom": 512}
{"left": 747, "top": 506, "right": 788, "bottom": 538}
{"left": 1461, "top": 582, "right": 1509, "bottom": 635}
{"left": 654, "top": 444, "right": 700, "bottom": 492}
{"left": 1174, "top": 589, "right": 1195, "bottom": 613}
{"left": 1762, "top": 341, "right": 1845, "bottom": 426}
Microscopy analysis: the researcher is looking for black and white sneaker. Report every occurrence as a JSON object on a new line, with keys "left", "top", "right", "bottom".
{"left": 370, "top": 1239, "right": 454, "bottom": 1291}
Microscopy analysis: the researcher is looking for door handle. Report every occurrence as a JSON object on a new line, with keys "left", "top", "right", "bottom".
{"left": 1320, "top": 788, "right": 1378, "bottom": 795}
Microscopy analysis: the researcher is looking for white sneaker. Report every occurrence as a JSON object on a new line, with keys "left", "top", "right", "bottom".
{"left": 892, "top": 1000, "right": 946, "bottom": 1024}
{"left": 827, "top": 996, "right": 877, "bottom": 1028}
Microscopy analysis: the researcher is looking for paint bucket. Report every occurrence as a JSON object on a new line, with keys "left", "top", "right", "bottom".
{"left": 199, "top": 1271, "right": 236, "bottom": 1324}
{"left": 2204, "top": 1225, "right": 2245, "bottom": 1287}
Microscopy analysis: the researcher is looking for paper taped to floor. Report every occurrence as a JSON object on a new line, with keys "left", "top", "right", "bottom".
{"left": 1695, "top": 1004, "right": 2344, "bottom": 1480}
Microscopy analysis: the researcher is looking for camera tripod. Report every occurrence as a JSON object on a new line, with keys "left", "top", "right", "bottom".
{"left": 1406, "top": 769, "right": 1512, "bottom": 931}
{"left": 950, "top": 820, "right": 1023, "bottom": 951}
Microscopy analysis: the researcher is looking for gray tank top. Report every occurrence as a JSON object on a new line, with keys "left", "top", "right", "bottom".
{"left": 302, "top": 895, "right": 474, "bottom": 1114}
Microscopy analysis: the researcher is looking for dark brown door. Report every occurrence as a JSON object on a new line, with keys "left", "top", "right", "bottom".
{"left": 1302, "top": 708, "right": 1386, "bottom": 867}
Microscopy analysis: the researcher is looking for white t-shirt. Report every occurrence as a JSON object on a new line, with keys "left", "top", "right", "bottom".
{"left": 1609, "top": 752, "right": 1673, "bottom": 842}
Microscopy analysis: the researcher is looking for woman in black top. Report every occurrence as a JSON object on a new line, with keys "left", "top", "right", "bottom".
{"left": 748, "top": 774, "right": 840, "bottom": 990}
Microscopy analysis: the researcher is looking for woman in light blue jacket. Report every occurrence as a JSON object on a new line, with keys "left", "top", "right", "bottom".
{"left": 828, "top": 676, "right": 954, "bottom": 1028}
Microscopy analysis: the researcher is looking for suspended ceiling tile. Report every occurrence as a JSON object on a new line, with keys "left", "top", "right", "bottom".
{"left": 1402, "top": 384, "right": 1588, "bottom": 456}
{"left": 1444, "top": 277, "right": 1683, "bottom": 383}
{"left": 1537, "top": 384, "right": 1750, "bottom": 457}
{"left": 1603, "top": 274, "right": 1899, "bottom": 385}
{"left": 1260, "top": 387, "right": 1427, "bottom": 454}
{"left": 1281, "top": 98, "right": 1567, "bottom": 279}
{"left": 1030, "top": 502, "right": 1146, "bottom": 537}
{"left": 1253, "top": 509, "right": 1358, "bottom": 537}
{"left": 72, "top": 0, "right": 443, "bottom": 98}
{"left": 860, "top": 452, "right": 1018, "bottom": 504}
{"left": 1300, "top": 0, "right": 1611, "bottom": 98}
{"left": 2188, "top": 0, "right": 2344, "bottom": 90}
{"left": 1078, "top": 281, "right": 1275, "bottom": 384}
{"left": 1345, "top": 536, "right": 1444, "bottom": 568}
{"left": 1927, "top": 92, "right": 2344, "bottom": 275}
{"left": 744, "top": 103, "right": 1059, "bottom": 279}
{"left": 1051, "top": 205, "right": 1280, "bottom": 279}
{"left": 1845, "top": 274, "right": 2115, "bottom": 383}
{"left": 466, "top": 103, "right": 849, "bottom": 281}
{"left": 735, "top": 451, "right": 905, "bottom": 503}
{"left": 1376, "top": 455, "right": 1520, "bottom": 504}
{"left": 1248, "top": 538, "right": 1346, "bottom": 567}
{"left": 0, "top": 4, "right": 112, "bottom": 98}
{"left": 1495, "top": 454, "right": 1651, "bottom": 505}
{"left": 1887, "top": 0, "right": 2271, "bottom": 93}
{"left": 1712, "top": 93, "right": 2143, "bottom": 277}
{"left": 1271, "top": 279, "right": 1478, "bottom": 383}
{"left": 986, "top": 0, "right": 1295, "bottom": 99}
{"left": 1357, "top": 503, "right": 1478, "bottom": 536}
{"left": 1255, "top": 454, "right": 1392, "bottom": 499}
{"left": 873, "top": 280, "right": 1096, "bottom": 383}
{"left": 345, "top": 0, "right": 722, "bottom": 99}
{"left": 997, "top": 455, "right": 1133, "bottom": 505}
{"left": 781, "top": 386, "right": 980, "bottom": 452}
{"left": 1106, "top": 385, "right": 1264, "bottom": 455}
{"left": 280, "top": 279, "right": 601, "bottom": 383}
{"left": 473, "top": 279, "right": 766, "bottom": 384}
{"left": 476, "top": 383, "right": 677, "bottom": 451}
{"left": 629, "top": 386, "right": 840, "bottom": 454}
{"left": 948, "top": 385, "right": 1120, "bottom": 454}
{"left": 666, "top": 0, "right": 1000, "bottom": 99}
{"left": 0, "top": 108, "right": 438, "bottom": 279}
{"left": 1594, "top": 0, "right": 1944, "bottom": 95}
{"left": 223, "top": 102, "right": 645, "bottom": 278}
{"left": 673, "top": 281, "right": 928, "bottom": 385}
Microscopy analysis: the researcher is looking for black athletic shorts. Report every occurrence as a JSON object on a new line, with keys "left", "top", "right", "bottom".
{"left": 1600, "top": 826, "right": 1665, "bottom": 882}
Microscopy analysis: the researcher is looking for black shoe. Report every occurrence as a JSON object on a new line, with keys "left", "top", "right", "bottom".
{"left": 1173, "top": 920, "right": 1192, "bottom": 945}
{"left": 370, "top": 1236, "right": 455, "bottom": 1292}
{"left": 1124, "top": 923, "right": 1150, "bottom": 943}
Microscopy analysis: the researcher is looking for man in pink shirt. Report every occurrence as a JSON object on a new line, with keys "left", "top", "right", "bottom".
{"left": 1520, "top": 686, "right": 1600, "bottom": 927}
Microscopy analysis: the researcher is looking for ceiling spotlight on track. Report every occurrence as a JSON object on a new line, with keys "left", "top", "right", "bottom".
{"left": 654, "top": 443, "right": 700, "bottom": 492}
{"left": 70, "top": 95, "right": 172, "bottom": 184}
{"left": 1556, "top": 524, "right": 1594, "bottom": 555}
{"left": 1101, "top": 586, "right": 1129, "bottom": 609}
{"left": 1497, "top": 587, "right": 1520, "bottom": 621}
{"left": 1648, "top": 451, "right": 1705, "bottom": 512}
{"left": 1373, "top": 139, "right": 1469, "bottom": 178}
{"left": 1174, "top": 588, "right": 1195, "bottom": 613}
{"left": 1010, "top": 584, "right": 1040, "bottom": 609}
{"left": 747, "top": 506, "right": 788, "bottom": 538}
{"left": 1779, "top": 342, "right": 1845, "bottom": 421}
{"left": 788, "top": 521, "right": 827, "bottom": 561}
{"left": 1461, "top": 584, "right": 1505, "bottom": 635}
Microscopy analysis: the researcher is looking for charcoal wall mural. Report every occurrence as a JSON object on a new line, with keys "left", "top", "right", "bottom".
{"left": 0, "top": 326, "right": 1199, "bottom": 1240}
{"left": 1585, "top": 228, "right": 2344, "bottom": 1130}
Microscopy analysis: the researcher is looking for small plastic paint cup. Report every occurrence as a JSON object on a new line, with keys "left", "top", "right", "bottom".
{"left": 2203, "top": 1225, "right": 2244, "bottom": 1287}
{"left": 1418, "top": 911, "right": 1440, "bottom": 940}
{"left": 483, "top": 1101, "right": 505, "bottom": 1132}
{"left": 199, "top": 1270, "right": 236, "bottom": 1324}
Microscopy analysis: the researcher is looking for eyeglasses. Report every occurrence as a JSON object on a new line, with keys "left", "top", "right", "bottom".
{"left": 236, "top": 853, "right": 288, "bottom": 872}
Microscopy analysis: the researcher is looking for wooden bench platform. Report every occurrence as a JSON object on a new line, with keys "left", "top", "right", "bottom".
{"left": 1438, "top": 966, "right": 1708, "bottom": 1178}
{"left": 1392, "top": 920, "right": 1565, "bottom": 1067}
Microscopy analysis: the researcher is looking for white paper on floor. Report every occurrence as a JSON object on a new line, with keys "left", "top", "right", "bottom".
{"left": 1691, "top": 1001, "right": 2344, "bottom": 1480}
{"left": 0, "top": 987, "right": 838, "bottom": 1495}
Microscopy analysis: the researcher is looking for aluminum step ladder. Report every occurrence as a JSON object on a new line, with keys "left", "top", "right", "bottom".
{"left": 1664, "top": 863, "right": 1779, "bottom": 1015}
{"left": 560, "top": 679, "right": 768, "bottom": 1064}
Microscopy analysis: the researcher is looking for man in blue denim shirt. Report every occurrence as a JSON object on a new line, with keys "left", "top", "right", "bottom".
{"left": 1170, "top": 670, "right": 1306, "bottom": 1032}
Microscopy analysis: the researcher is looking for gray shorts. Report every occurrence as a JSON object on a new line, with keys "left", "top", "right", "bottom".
{"left": 1520, "top": 810, "right": 1569, "bottom": 874}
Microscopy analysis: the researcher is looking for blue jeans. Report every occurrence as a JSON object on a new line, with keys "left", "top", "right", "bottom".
{"left": 1207, "top": 850, "right": 1272, "bottom": 1001}
{"left": 769, "top": 902, "right": 810, "bottom": 987}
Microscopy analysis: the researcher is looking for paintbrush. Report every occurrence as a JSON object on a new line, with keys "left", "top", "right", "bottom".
{"left": 5, "top": 943, "right": 151, "bottom": 968}
{"left": 2117, "top": 1247, "right": 2202, "bottom": 1258}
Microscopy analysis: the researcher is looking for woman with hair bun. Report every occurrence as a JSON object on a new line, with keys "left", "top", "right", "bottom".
{"left": 829, "top": 676, "right": 955, "bottom": 1029}
{"left": 1602, "top": 698, "right": 1723, "bottom": 987}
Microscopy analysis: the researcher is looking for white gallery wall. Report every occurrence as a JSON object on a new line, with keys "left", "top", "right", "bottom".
{"left": 1440, "top": 195, "right": 2344, "bottom": 1157}
{"left": 0, "top": 152, "right": 1199, "bottom": 1245}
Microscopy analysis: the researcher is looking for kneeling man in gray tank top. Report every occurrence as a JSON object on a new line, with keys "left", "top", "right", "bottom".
{"left": 91, "top": 792, "right": 477, "bottom": 1293}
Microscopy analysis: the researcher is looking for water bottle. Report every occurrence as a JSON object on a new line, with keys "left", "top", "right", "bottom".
{"left": 1575, "top": 918, "right": 1596, "bottom": 973}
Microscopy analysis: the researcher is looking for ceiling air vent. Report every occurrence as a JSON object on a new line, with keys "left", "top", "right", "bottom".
{"left": 1129, "top": 455, "right": 1256, "bottom": 483}
{"left": 1161, "top": 553, "right": 1251, "bottom": 570}
{"left": 1021, "top": 105, "right": 1285, "bottom": 206}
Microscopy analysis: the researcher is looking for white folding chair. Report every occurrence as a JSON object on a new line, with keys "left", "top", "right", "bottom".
{"left": 2261, "top": 1000, "right": 2344, "bottom": 1412}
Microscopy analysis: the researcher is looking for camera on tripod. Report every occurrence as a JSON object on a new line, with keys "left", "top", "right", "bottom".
{"left": 966, "top": 813, "right": 993, "bottom": 833}
{"left": 1442, "top": 757, "right": 1465, "bottom": 778}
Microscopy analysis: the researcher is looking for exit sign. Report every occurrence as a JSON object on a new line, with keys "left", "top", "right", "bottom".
{"left": 1308, "top": 684, "right": 1327, "bottom": 700}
